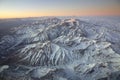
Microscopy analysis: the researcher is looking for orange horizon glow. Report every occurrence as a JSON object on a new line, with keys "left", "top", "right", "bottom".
{"left": 1, "top": 9, "right": 120, "bottom": 19}
{"left": 0, "top": 0, "right": 120, "bottom": 19}
{"left": 1, "top": 8, "right": 120, "bottom": 19}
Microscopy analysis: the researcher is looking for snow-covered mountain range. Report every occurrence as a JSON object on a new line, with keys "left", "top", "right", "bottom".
{"left": 0, "top": 17, "right": 120, "bottom": 80}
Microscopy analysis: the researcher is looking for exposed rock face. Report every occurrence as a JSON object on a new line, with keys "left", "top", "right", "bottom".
{"left": 0, "top": 17, "right": 120, "bottom": 80}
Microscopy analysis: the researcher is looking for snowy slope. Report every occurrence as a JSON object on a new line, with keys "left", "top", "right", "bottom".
{"left": 0, "top": 17, "right": 120, "bottom": 80}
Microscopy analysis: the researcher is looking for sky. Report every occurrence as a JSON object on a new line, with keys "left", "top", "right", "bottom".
{"left": 0, "top": 0, "right": 120, "bottom": 18}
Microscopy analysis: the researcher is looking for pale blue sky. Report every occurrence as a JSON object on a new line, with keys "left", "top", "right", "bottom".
{"left": 0, "top": 0, "right": 120, "bottom": 18}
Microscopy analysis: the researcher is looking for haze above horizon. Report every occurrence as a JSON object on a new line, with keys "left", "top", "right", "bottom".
{"left": 0, "top": 0, "right": 120, "bottom": 18}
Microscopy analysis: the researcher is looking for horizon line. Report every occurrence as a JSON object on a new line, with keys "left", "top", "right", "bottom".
{"left": 0, "top": 15, "right": 120, "bottom": 19}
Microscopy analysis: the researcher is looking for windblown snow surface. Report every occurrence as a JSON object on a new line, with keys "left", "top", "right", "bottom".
{"left": 0, "top": 17, "right": 120, "bottom": 80}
